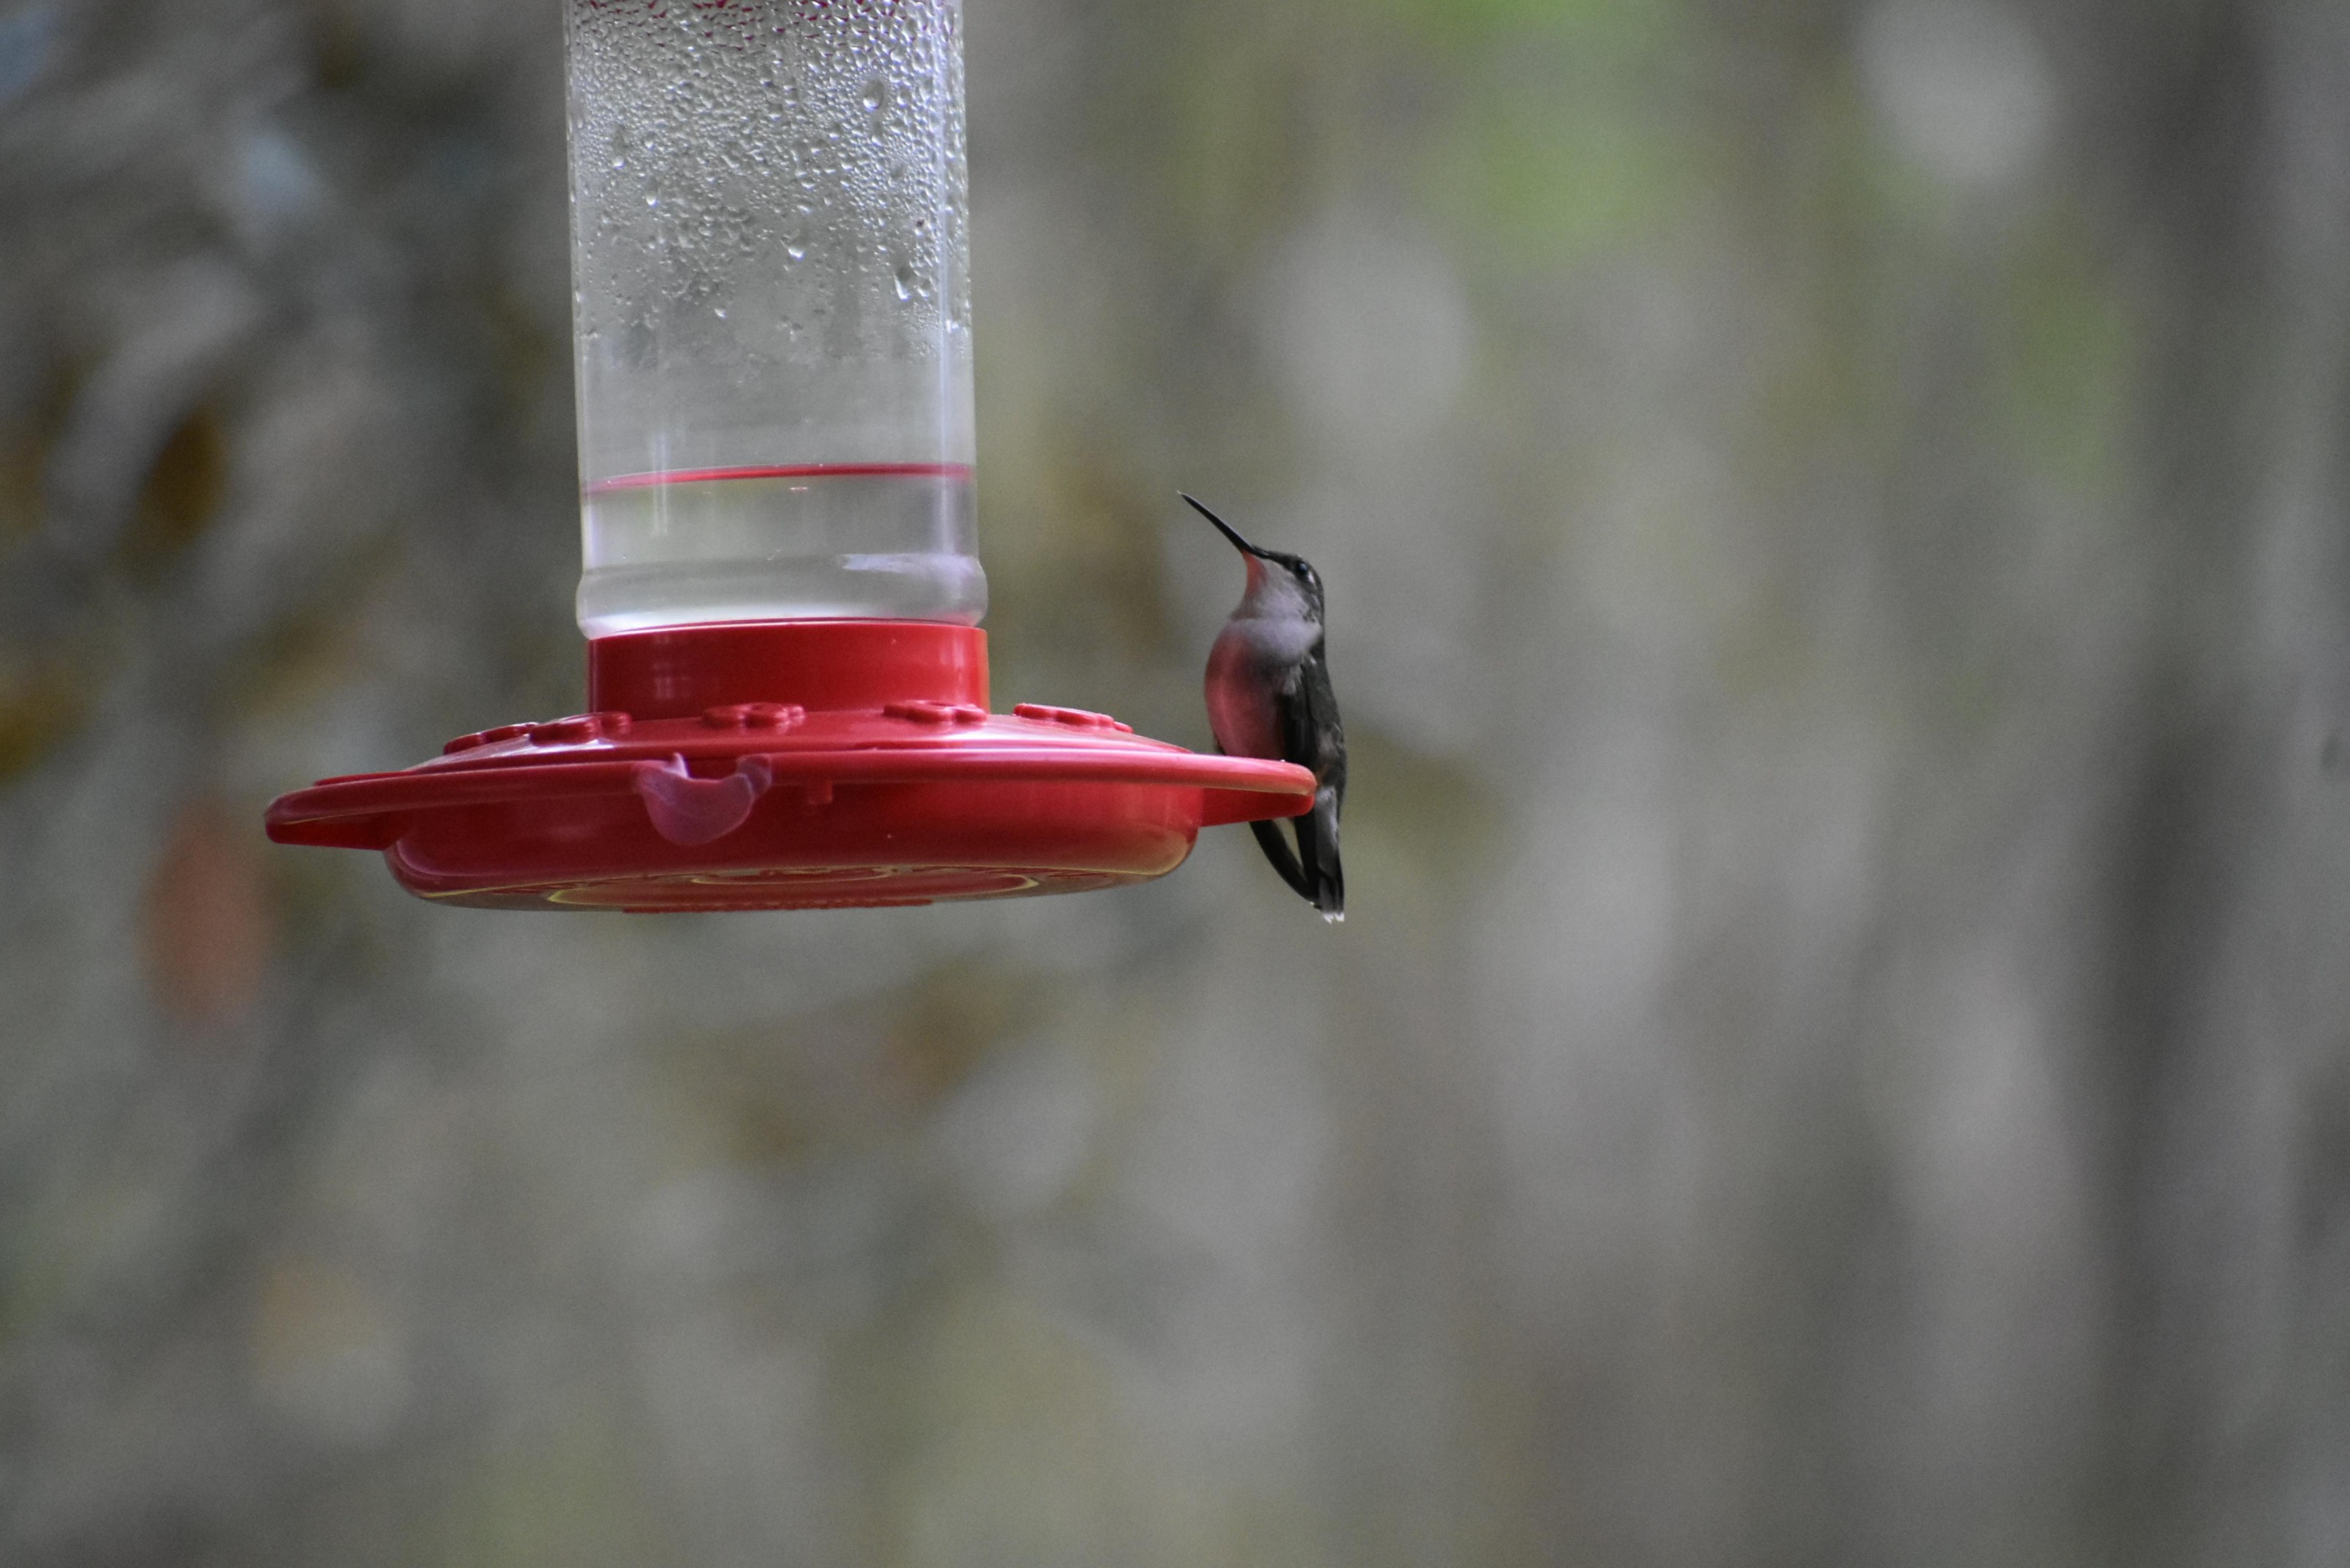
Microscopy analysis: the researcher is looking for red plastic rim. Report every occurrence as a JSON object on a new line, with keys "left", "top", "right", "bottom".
{"left": 265, "top": 621, "right": 1312, "bottom": 912}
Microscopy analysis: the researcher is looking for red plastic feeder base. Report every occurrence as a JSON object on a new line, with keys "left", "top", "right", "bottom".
{"left": 264, "top": 621, "right": 1314, "bottom": 912}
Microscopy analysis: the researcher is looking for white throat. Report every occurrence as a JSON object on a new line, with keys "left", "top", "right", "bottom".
{"left": 1234, "top": 563, "right": 1320, "bottom": 662}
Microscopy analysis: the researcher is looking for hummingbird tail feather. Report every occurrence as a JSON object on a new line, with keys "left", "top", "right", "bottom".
{"left": 1298, "top": 787, "right": 1344, "bottom": 920}
{"left": 1248, "top": 817, "right": 1316, "bottom": 903}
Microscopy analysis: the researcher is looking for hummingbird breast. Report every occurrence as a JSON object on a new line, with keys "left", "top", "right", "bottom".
{"left": 1204, "top": 620, "right": 1295, "bottom": 761}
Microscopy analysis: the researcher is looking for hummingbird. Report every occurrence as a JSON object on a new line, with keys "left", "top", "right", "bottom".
{"left": 1185, "top": 494, "right": 1346, "bottom": 922}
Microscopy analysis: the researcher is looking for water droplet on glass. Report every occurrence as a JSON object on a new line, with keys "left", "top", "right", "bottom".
{"left": 569, "top": 0, "right": 977, "bottom": 624}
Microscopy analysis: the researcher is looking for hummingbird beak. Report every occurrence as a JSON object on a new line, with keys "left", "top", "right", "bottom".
{"left": 1182, "top": 494, "right": 1268, "bottom": 559}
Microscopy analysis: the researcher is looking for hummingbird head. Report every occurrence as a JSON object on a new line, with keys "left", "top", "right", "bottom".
{"left": 1182, "top": 494, "right": 1325, "bottom": 624}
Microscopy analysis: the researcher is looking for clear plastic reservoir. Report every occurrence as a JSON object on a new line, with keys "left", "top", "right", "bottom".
{"left": 565, "top": 0, "right": 983, "bottom": 636}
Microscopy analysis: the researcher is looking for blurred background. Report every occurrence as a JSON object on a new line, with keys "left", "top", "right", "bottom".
{"left": 5, "top": 0, "right": 2350, "bottom": 1563}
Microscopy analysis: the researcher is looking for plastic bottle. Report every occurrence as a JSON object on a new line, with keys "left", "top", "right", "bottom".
{"left": 565, "top": 0, "right": 983, "bottom": 636}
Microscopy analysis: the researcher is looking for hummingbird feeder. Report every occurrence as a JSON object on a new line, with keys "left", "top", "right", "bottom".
{"left": 266, "top": 0, "right": 1312, "bottom": 911}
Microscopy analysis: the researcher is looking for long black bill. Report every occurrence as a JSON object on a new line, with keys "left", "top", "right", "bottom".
{"left": 1181, "top": 493, "right": 1267, "bottom": 558}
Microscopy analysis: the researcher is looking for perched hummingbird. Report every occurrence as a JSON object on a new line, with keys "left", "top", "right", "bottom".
{"left": 1185, "top": 494, "right": 1347, "bottom": 922}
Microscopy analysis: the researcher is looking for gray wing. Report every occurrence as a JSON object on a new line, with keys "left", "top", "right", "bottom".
{"left": 1276, "top": 643, "right": 1345, "bottom": 917}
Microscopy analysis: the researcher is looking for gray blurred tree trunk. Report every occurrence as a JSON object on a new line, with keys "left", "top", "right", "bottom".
{"left": 2080, "top": 3, "right": 2350, "bottom": 1562}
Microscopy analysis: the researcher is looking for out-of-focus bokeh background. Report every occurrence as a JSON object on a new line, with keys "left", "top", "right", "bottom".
{"left": 6, "top": 0, "right": 2350, "bottom": 1562}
